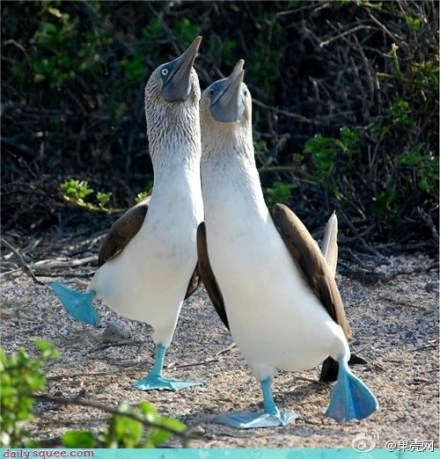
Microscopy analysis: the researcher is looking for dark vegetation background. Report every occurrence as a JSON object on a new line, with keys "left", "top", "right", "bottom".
{"left": 2, "top": 1, "right": 439, "bottom": 254}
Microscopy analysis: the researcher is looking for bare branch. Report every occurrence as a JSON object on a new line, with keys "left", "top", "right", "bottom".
{"left": 1, "top": 238, "right": 43, "bottom": 284}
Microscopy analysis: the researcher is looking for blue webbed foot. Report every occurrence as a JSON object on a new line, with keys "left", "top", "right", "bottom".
{"left": 50, "top": 281, "right": 100, "bottom": 327}
{"left": 134, "top": 374, "right": 204, "bottom": 391}
{"left": 214, "top": 410, "right": 298, "bottom": 429}
{"left": 214, "top": 377, "right": 297, "bottom": 428}
{"left": 134, "top": 344, "right": 205, "bottom": 391}
{"left": 326, "top": 356, "right": 378, "bottom": 423}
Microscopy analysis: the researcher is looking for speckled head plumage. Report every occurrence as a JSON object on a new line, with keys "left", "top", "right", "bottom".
{"left": 145, "top": 37, "right": 202, "bottom": 156}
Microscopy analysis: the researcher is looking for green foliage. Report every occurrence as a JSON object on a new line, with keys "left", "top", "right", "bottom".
{"left": 62, "top": 431, "right": 97, "bottom": 448}
{"left": 265, "top": 181, "right": 298, "bottom": 209}
{"left": 96, "top": 191, "right": 112, "bottom": 207}
{"left": 60, "top": 179, "right": 152, "bottom": 212}
{"left": 0, "top": 340, "right": 59, "bottom": 447}
{"left": 302, "top": 128, "right": 361, "bottom": 193}
{"left": 2, "top": 0, "right": 438, "bottom": 246}
{"left": 61, "top": 179, "right": 94, "bottom": 203}
{"left": 248, "top": 43, "right": 283, "bottom": 99}
{"left": 405, "top": 14, "right": 422, "bottom": 32}
{"left": 304, "top": 134, "right": 338, "bottom": 179}
{"left": 121, "top": 54, "right": 147, "bottom": 85}
{"left": 61, "top": 400, "right": 186, "bottom": 448}
{"left": 371, "top": 188, "right": 398, "bottom": 219}
{"left": 103, "top": 402, "right": 185, "bottom": 448}
{"left": 220, "top": 39, "right": 238, "bottom": 68}
{"left": 134, "top": 190, "right": 150, "bottom": 204}
{"left": 171, "top": 18, "right": 202, "bottom": 49}
{"left": 368, "top": 92, "right": 439, "bottom": 221}
{"left": 60, "top": 179, "right": 120, "bottom": 213}
{"left": 395, "top": 145, "right": 439, "bottom": 196}
{"left": 28, "top": 4, "right": 109, "bottom": 87}
{"left": 142, "top": 17, "right": 163, "bottom": 44}
{"left": 387, "top": 98, "right": 414, "bottom": 129}
{"left": 0, "top": 342, "right": 187, "bottom": 448}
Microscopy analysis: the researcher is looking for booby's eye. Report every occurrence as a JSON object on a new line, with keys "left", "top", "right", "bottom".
{"left": 161, "top": 68, "right": 169, "bottom": 77}
{"left": 209, "top": 88, "right": 214, "bottom": 96}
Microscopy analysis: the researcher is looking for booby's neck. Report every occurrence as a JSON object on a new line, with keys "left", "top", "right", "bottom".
{"left": 201, "top": 126, "right": 268, "bottom": 220}
{"left": 148, "top": 105, "right": 201, "bottom": 184}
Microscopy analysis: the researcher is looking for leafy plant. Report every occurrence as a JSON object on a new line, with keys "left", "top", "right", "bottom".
{"left": 0, "top": 341, "right": 188, "bottom": 448}
{"left": 28, "top": 4, "right": 108, "bottom": 87}
{"left": 395, "top": 145, "right": 439, "bottom": 196}
{"left": 60, "top": 178, "right": 122, "bottom": 213}
{"left": 171, "top": 18, "right": 202, "bottom": 49}
{"left": 61, "top": 179, "right": 94, "bottom": 204}
{"left": 302, "top": 127, "right": 361, "bottom": 193}
{"left": 134, "top": 189, "right": 150, "bottom": 204}
{"left": 60, "top": 400, "right": 186, "bottom": 448}
{"left": 2, "top": 0, "right": 438, "bottom": 247}
{"left": 0, "top": 340, "right": 59, "bottom": 447}
{"left": 265, "top": 181, "right": 298, "bottom": 209}
{"left": 60, "top": 179, "right": 152, "bottom": 212}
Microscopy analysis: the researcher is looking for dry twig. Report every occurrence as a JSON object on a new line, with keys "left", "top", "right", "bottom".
{"left": 35, "top": 393, "right": 196, "bottom": 442}
{"left": 1, "top": 238, "right": 43, "bottom": 284}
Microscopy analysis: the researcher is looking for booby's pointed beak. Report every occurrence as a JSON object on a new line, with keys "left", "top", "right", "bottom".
{"left": 162, "top": 36, "right": 202, "bottom": 102}
{"left": 210, "top": 59, "right": 245, "bottom": 123}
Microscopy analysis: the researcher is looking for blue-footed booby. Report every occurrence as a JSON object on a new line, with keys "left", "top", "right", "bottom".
{"left": 51, "top": 37, "right": 204, "bottom": 391}
{"left": 197, "top": 60, "right": 378, "bottom": 428}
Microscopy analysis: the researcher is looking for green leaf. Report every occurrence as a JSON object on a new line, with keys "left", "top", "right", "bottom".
{"left": 62, "top": 431, "right": 97, "bottom": 448}
{"left": 97, "top": 192, "right": 112, "bottom": 206}
{"left": 121, "top": 55, "right": 146, "bottom": 84}
{"left": 134, "top": 190, "right": 149, "bottom": 204}
{"left": 110, "top": 414, "right": 143, "bottom": 447}
{"left": 61, "top": 179, "right": 94, "bottom": 200}
{"left": 138, "top": 401, "right": 157, "bottom": 416}
{"left": 156, "top": 415, "right": 186, "bottom": 433}
{"left": 340, "top": 127, "right": 360, "bottom": 151}
{"left": 265, "top": 181, "right": 297, "bottom": 208}
{"left": 35, "top": 339, "right": 59, "bottom": 360}
{"left": 405, "top": 14, "right": 421, "bottom": 32}
{"left": 371, "top": 189, "right": 398, "bottom": 217}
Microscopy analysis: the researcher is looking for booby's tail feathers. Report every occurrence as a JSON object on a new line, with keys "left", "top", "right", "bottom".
{"left": 325, "top": 357, "right": 378, "bottom": 423}
{"left": 320, "top": 354, "right": 368, "bottom": 382}
{"left": 50, "top": 282, "right": 100, "bottom": 327}
{"left": 321, "top": 211, "right": 338, "bottom": 278}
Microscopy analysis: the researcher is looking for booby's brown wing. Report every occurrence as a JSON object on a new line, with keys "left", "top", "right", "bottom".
{"left": 99, "top": 197, "right": 151, "bottom": 267}
{"left": 272, "top": 203, "right": 357, "bottom": 382}
{"left": 272, "top": 203, "right": 351, "bottom": 336}
{"left": 185, "top": 264, "right": 201, "bottom": 299}
{"left": 196, "top": 222, "right": 229, "bottom": 329}
{"left": 98, "top": 195, "right": 200, "bottom": 298}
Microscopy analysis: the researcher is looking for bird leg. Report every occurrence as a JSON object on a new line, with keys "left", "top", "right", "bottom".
{"left": 214, "top": 377, "right": 298, "bottom": 429}
{"left": 133, "top": 344, "right": 204, "bottom": 391}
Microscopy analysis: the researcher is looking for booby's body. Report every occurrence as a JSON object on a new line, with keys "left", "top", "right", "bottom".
{"left": 198, "top": 60, "right": 378, "bottom": 427}
{"left": 90, "top": 91, "right": 203, "bottom": 347}
{"left": 201, "top": 111, "right": 347, "bottom": 381}
{"left": 52, "top": 37, "right": 204, "bottom": 390}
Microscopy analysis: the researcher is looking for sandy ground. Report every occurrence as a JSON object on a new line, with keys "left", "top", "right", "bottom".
{"left": 0, "top": 245, "right": 439, "bottom": 449}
